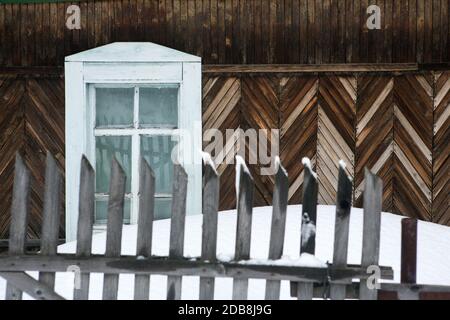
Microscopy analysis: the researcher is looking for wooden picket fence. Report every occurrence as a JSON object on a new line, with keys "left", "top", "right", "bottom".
{"left": 0, "top": 151, "right": 448, "bottom": 300}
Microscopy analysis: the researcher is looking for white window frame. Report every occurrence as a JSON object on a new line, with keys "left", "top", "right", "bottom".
{"left": 65, "top": 60, "right": 202, "bottom": 242}
{"left": 89, "top": 83, "right": 181, "bottom": 226}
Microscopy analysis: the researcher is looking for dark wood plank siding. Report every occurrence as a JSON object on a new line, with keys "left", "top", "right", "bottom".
{"left": 0, "top": 75, "right": 65, "bottom": 239}
{"left": 202, "top": 71, "right": 449, "bottom": 227}
{"left": 0, "top": 0, "right": 448, "bottom": 67}
{"left": 0, "top": 69, "right": 448, "bottom": 238}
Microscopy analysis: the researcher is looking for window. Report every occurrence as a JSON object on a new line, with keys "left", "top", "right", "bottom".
{"left": 65, "top": 43, "right": 202, "bottom": 241}
{"left": 91, "top": 85, "right": 179, "bottom": 225}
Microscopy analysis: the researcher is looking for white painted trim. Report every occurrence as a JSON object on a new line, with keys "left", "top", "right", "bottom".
{"left": 83, "top": 63, "right": 182, "bottom": 82}
{"left": 65, "top": 61, "right": 85, "bottom": 242}
{"left": 94, "top": 128, "right": 178, "bottom": 136}
{"left": 65, "top": 56, "right": 202, "bottom": 242}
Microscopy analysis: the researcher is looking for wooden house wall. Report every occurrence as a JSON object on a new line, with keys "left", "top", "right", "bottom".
{"left": 0, "top": 70, "right": 448, "bottom": 239}
{"left": 0, "top": 0, "right": 449, "bottom": 67}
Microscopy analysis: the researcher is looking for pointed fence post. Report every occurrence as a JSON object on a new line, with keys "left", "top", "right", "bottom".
{"left": 265, "top": 158, "right": 288, "bottom": 300}
{"left": 397, "top": 218, "right": 419, "bottom": 300}
{"left": 38, "top": 152, "right": 62, "bottom": 290}
{"left": 74, "top": 156, "right": 95, "bottom": 300}
{"left": 134, "top": 158, "right": 155, "bottom": 300}
{"left": 103, "top": 157, "right": 126, "bottom": 300}
{"left": 359, "top": 168, "right": 383, "bottom": 300}
{"left": 232, "top": 156, "right": 254, "bottom": 300}
{"left": 167, "top": 164, "right": 188, "bottom": 300}
{"left": 199, "top": 154, "right": 219, "bottom": 300}
{"left": 5, "top": 154, "right": 30, "bottom": 300}
{"left": 293, "top": 158, "right": 318, "bottom": 300}
{"left": 330, "top": 162, "right": 353, "bottom": 300}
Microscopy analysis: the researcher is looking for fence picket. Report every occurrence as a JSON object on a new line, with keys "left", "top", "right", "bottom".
{"left": 74, "top": 156, "right": 95, "bottom": 300}
{"left": 397, "top": 218, "right": 419, "bottom": 300}
{"left": 265, "top": 159, "right": 288, "bottom": 300}
{"left": 167, "top": 165, "right": 188, "bottom": 300}
{"left": 199, "top": 156, "right": 220, "bottom": 300}
{"left": 134, "top": 158, "right": 155, "bottom": 300}
{"left": 103, "top": 157, "right": 126, "bottom": 300}
{"left": 294, "top": 159, "right": 318, "bottom": 300}
{"left": 232, "top": 157, "right": 254, "bottom": 300}
{"left": 359, "top": 168, "right": 383, "bottom": 300}
{"left": 5, "top": 154, "right": 30, "bottom": 300}
{"left": 330, "top": 163, "right": 353, "bottom": 300}
{"left": 0, "top": 153, "right": 407, "bottom": 301}
{"left": 38, "top": 152, "right": 62, "bottom": 290}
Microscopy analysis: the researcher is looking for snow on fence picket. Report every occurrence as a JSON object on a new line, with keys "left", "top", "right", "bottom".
{"left": 1, "top": 150, "right": 446, "bottom": 300}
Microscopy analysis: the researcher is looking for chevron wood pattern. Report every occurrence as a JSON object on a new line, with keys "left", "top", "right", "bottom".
{"left": 317, "top": 75, "right": 356, "bottom": 205}
{"left": 392, "top": 74, "right": 434, "bottom": 221}
{"left": 279, "top": 76, "right": 319, "bottom": 205}
{"left": 202, "top": 76, "right": 241, "bottom": 210}
{"left": 355, "top": 75, "right": 395, "bottom": 212}
{"left": 1, "top": 70, "right": 449, "bottom": 240}
{"left": 240, "top": 76, "right": 279, "bottom": 207}
{"left": 0, "top": 76, "right": 65, "bottom": 239}
{"left": 433, "top": 72, "right": 450, "bottom": 225}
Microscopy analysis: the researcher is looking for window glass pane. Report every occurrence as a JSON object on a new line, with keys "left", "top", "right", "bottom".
{"left": 95, "top": 199, "right": 131, "bottom": 224}
{"left": 154, "top": 198, "right": 172, "bottom": 220}
{"left": 139, "top": 87, "right": 178, "bottom": 127}
{"left": 140, "top": 135, "right": 176, "bottom": 194}
{"left": 96, "top": 88, "right": 134, "bottom": 127}
{"left": 96, "top": 136, "right": 132, "bottom": 193}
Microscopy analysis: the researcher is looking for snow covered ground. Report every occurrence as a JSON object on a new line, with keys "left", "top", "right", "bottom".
{"left": 1, "top": 205, "right": 450, "bottom": 300}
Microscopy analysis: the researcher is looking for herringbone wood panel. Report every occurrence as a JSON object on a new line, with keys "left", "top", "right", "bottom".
{"left": 0, "top": 76, "right": 65, "bottom": 239}
{"left": 317, "top": 75, "right": 356, "bottom": 204}
{"left": 433, "top": 72, "right": 450, "bottom": 225}
{"left": 202, "top": 76, "right": 241, "bottom": 210}
{"left": 279, "top": 76, "right": 319, "bottom": 204}
{"left": 355, "top": 75, "right": 395, "bottom": 212}
{"left": 392, "top": 74, "right": 434, "bottom": 221}
{"left": 241, "top": 76, "right": 279, "bottom": 207}
{"left": 1, "top": 71, "right": 449, "bottom": 240}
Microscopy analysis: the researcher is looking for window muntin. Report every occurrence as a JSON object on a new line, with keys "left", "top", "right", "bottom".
{"left": 93, "top": 85, "right": 179, "bottom": 225}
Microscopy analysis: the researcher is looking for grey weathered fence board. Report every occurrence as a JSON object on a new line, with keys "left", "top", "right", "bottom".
{"left": 38, "top": 152, "right": 62, "bottom": 290}
{"left": 1, "top": 272, "right": 64, "bottom": 300}
{"left": 330, "top": 165, "right": 353, "bottom": 300}
{"left": 295, "top": 160, "right": 318, "bottom": 300}
{"left": 134, "top": 158, "right": 155, "bottom": 300}
{"left": 401, "top": 218, "right": 417, "bottom": 284}
{"left": 199, "top": 160, "right": 220, "bottom": 300}
{"left": 397, "top": 218, "right": 419, "bottom": 300}
{"left": 103, "top": 157, "right": 126, "bottom": 300}
{"left": 232, "top": 159, "right": 254, "bottom": 300}
{"left": 0, "top": 254, "right": 394, "bottom": 281}
{"left": 74, "top": 156, "right": 95, "bottom": 300}
{"left": 5, "top": 154, "right": 30, "bottom": 300}
{"left": 265, "top": 161, "right": 288, "bottom": 300}
{"left": 359, "top": 169, "right": 383, "bottom": 300}
{"left": 167, "top": 165, "right": 188, "bottom": 300}
{"left": 1, "top": 152, "right": 418, "bottom": 301}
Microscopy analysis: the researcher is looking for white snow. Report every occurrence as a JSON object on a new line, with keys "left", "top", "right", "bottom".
{"left": 201, "top": 151, "right": 217, "bottom": 175}
{"left": 274, "top": 156, "right": 288, "bottom": 176}
{"left": 2, "top": 205, "right": 450, "bottom": 300}
{"left": 235, "top": 155, "right": 251, "bottom": 200}
{"left": 238, "top": 253, "right": 327, "bottom": 268}
{"left": 301, "top": 157, "right": 318, "bottom": 179}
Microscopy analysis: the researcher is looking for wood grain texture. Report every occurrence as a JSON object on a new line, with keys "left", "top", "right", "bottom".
{"left": 0, "top": 75, "right": 65, "bottom": 240}
{"left": 0, "top": 69, "right": 449, "bottom": 243}
{"left": 432, "top": 71, "right": 450, "bottom": 225}
{"left": 317, "top": 75, "right": 356, "bottom": 205}
{"left": 0, "top": 0, "right": 448, "bottom": 66}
